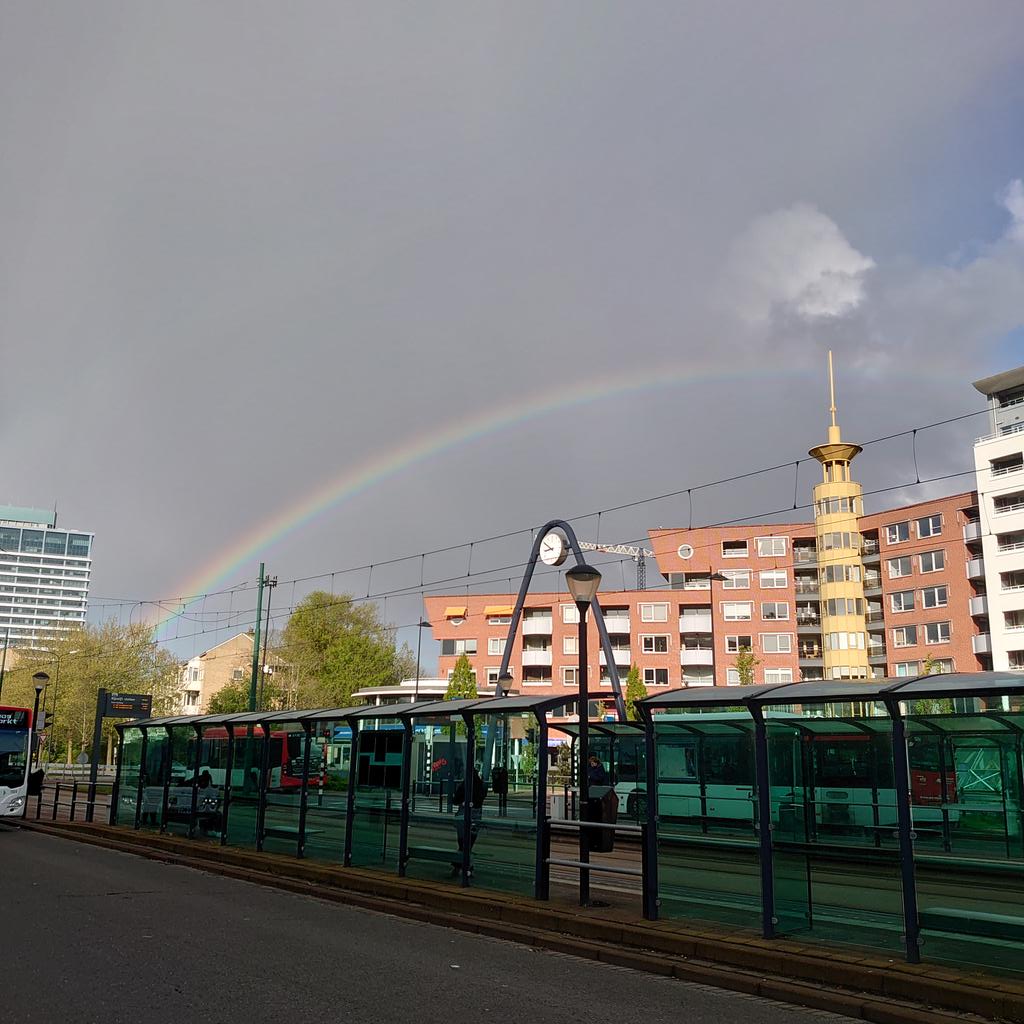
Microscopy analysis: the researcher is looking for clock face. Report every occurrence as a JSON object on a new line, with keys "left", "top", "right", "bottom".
{"left": 539, "top": 530, "right": 568, "bottom": 566}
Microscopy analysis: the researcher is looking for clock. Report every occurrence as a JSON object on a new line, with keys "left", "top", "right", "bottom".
{"left": 539, "top": 530, "right": 568, "bottom": 567}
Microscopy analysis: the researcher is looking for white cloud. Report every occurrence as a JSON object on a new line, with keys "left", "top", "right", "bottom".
{"left": 1003, "top": 179, "right": 1024, "bottom": 242}
{"left": 723, "top": 203, "right": 875, "bottom": 325}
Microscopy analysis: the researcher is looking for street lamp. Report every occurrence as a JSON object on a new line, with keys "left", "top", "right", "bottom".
{"left": 413, "top": 619, "right": 431, "bottom": 701}
{"left": 565, "top": 563, "right": 601, "bottom": 906}
{"left": 31, "top": 672, "right": 49, "bottom": 769}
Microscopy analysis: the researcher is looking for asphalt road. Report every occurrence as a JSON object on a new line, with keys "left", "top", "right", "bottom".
{"left": 0, "top": 826, "right": 852, "bottom": 1024}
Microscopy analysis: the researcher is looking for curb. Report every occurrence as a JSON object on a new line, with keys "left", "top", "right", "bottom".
{"left": 17, "top": 820, "right": 1018, "bottom": 1024}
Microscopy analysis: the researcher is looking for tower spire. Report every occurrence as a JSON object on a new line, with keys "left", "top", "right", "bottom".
{"left": 828, "top": 350, "right": 837, "bottom": 428}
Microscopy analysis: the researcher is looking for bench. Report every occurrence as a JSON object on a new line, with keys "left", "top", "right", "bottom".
{"left": 920, "top": 907, "right": 1024, "bottom": 942}
{"left": 406, "top": 845, "right": 460, "bottom": 865}
{"left": 263, "top": 825, "right": 325, "bottom": 839}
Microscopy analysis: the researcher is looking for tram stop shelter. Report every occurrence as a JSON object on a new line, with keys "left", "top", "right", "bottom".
{"left": 638, "top": 672, "right": 1024, "bottom": 976}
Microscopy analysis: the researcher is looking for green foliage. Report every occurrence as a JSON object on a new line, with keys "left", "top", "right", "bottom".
{"left": 549, "top": 742, "right": 574, "bottom": 786}
{"left": 624, "top": 664, "right": 648, "bottom": 721}
{"left": 1, "top": 622, "right": 180, "bottom": 764}
{"left": 518, "top": 741, "right": 538, "bottom": 781}
{"left": 916, "top": 654, "right": 954, "bottom": 714}
{"left": 278, "top": 591, "right": 415, "bottom": 708}
{"left": 735, "top": 645, "right": 761, "bottom": 685}
{"left": 206, "top": 681, "right": 251, "bottom": 715}
{"left": 444, "top": 653, "right": 478, "bottom": 700}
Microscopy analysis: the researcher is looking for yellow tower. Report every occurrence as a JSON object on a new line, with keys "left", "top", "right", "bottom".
{"left": 809, "top": 353, "right": 869, "bottom": 680}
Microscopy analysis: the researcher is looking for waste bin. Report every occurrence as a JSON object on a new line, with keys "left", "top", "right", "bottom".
{"left": 583, "top": 785, "right": 619, "bottom": 851}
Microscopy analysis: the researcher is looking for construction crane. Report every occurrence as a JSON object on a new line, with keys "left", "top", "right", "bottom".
{"left": 579, "top": 541, "right": 654, "bottom": 590}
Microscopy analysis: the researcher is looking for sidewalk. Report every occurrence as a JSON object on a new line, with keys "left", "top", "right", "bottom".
{"left": 14, "top": 818, "right": 1023, "bottom": 1024}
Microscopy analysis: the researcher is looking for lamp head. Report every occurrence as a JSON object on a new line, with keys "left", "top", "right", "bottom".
{"left": 32, "top": 671, "right": 50, "bottom": 685}
{"left": 565, "top": 564, "right": 602, "bottom": 605}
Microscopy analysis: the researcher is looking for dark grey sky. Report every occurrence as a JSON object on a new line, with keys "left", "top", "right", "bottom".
{"left": 3, "top": 3, "right": 1023, "bottom": 662}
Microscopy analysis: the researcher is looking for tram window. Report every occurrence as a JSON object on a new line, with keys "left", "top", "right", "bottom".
{"left": 814, "top": 738, "right": 874, "bottom": 788}
{"left": 615, "top": 739, "right": 643, "bottom": 783}
{"left": 908, "top": 737, "right": 941, "bottom": 772}
{"left": 657, "top": 737, "right": 697, "bottom": 781}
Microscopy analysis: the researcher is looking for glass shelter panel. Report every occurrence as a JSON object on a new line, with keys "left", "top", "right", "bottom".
{"left": 224, "top": 727, "right": 265, "bottom": 850}
{"left": 405, "top": 717, "right": 469, "bottom": 882}
{"left": 468, "top": 711, "right": 537, "bottom": 896}
{"left": 161, "top": 724, "right": 198, "bottom": 837}
{"left": 260, "top": 722, "right": 307, "bottom": 855}
{"left": 651, "top": 714, "right": 763, "bottom": 930}
{"left": 349, "top": 722, "right": 403, "bottom": 870}
{"left": 904, "top": 705, "right": 1024, "bottom": 976}
{"left": 193, "top": 726, "right": 229, "bottom": 840}
{"left": 139, "top": 729, "right": 171, "bottom": 831}
{"left": 114, "top": 727, "right": 143, "bottom": 826}
{"left": 302, "top": 720, "right": 351, "bottom": 863}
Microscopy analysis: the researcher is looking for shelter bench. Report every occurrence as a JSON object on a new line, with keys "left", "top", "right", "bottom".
{"left": 920, "top": 907, "right": 1024, "bottom": 942}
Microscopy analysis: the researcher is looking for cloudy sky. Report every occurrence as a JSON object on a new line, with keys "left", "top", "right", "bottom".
{"left": 2, "top": 3, "right": 1023, "bottom": 663}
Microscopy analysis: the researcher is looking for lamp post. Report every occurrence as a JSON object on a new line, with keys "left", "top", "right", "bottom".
{"left": 31, "top": 672, "right": 49, "bottom": 769}
{"left": 565, "top": 563, "right": 602, "bottom": 906}
{"left": 413, "top": 619, "right": 431, "bottom": 701}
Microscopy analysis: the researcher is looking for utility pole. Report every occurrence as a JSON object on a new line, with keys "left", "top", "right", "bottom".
{"left": 248, "top": 563, "right": 267, "bottom": 712}
{"left": 258, "top": 575, "right": 278, "bottom": 710}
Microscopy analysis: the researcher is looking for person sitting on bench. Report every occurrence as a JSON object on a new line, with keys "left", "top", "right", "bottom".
{"left": 450, "top": 767, "right": 487, "bottom": 877}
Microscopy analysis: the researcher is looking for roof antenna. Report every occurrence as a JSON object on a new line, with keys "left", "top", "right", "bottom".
{"left": 828, "top": 350, "right": 837, "bottom": 428}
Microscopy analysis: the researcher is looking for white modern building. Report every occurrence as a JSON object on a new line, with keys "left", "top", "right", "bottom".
{"left": 0, "top": 505, "right": 93, "bottom": 648}
{"left": 973, "top": 368, "right": 1024, "bottom": 671}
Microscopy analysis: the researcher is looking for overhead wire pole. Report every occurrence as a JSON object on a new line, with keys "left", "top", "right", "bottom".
{"left": 248, "top": 563, "right": 267, "bottom": 712}
{"left": 258, "top": 576, "right": 278, "bottom": 710}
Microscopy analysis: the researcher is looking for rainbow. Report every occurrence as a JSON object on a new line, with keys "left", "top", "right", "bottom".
{"left": 153, "top": 359, "right": 817, "bottom": 635}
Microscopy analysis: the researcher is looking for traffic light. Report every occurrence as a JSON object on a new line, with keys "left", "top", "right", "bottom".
{"left": 41, "top": 712, "right": 55, "bottom": 731}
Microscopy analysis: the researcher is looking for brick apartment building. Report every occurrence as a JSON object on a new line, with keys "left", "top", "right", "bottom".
{"left": 426, "top": 365, "right": 1001, "bottom": 698}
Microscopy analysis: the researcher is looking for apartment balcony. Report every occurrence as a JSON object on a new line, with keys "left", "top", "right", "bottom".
{"left": 970, "top": 595, "right": 989, "bottom": 617}
{"left": 967, "top": 558, "right": 986, "bottom": 580}
{"left": 679, "top": 612, "right": 712, "bottom": 633}
{"left": 680, "top": 648, "right": 715, "bottom": 667}
{"left": 598, "top": 649, "right": 631, "bottom": 667}
{"left": 972, "top": 633, "right": 992, "bottom": 655}
{"left": 963, "top": 521, "right": 983, "bottom": 543}
{"left": 798, "top": 654, "right": 824, "bottom": 666}
{"left": 521, "top": 649, "right": 553, "bottom": 667}
{"left": 522, "top": 617, "right": 553, "bottom": 635}
{"left": 794, "top": 581, "right": 819, "bottom": 596}
{"left": 862, "top": 541, "right": 881, "bottom": 562}
{"left": 604, "top": 614, "right": 631, "bottom": 633}
{"left": 796, "top": 616, "right": 821, "bottom": 632}
{"left": 793, "top": 548, "right": 817, "bottom": 566}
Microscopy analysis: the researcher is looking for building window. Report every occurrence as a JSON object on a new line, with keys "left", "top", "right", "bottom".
{"left": 722, "top": 602, "right": 752, "bottom": 621}
{"left": 488, "top": 615, "right": 511, "bottom": 625}
{"left": 924, "top": 621, "right": 951, "bottom": 645}
{"left": 756, "top": 537, "right": 787, "bottom": 557}
{"left": 561, "top": 604, "right": 580, "bottom": 624}
{"left": 725, "top": 634, "right": 752, "bottom": 653}
{"left": 447, "top": 667, "right": 478, "bottom": 682}
{"left": 916, "top": 514, "right": 942, "bottom": 538}
{"left": 825, "top": 632, "right": 865, "bottom": 651}
{"left": 919, "top": 550, "right": 945, "bottom": 574}
{"left": 928, "top": 658, "right": 954, "bottom": 673}
{"left": 722, "top": 540, "right": 748, "bottom": 558}
{"left": 721, "top": 569, "right": 750, "bottom": 589}
{"left": 886, "top": 522, "right": 910, "bottom": 544}
{"left": 888, "top": 556, "right": 912, "bottom": 579}
{"left": 726, "top": 668, "right": 743, "bottom": 686}
{"left": 677, "top": 544, "right": 694, "bottom": 559}
{"left": 894, "top": 661, "right": 920, "bottom": 677}
{"left": 763, "top": 668, "right": 794, "bottom": 684}
{"left": 487, "top": 638, "right": 506, "bottom": 656}
{"left": 563, "top": 636, "right": 578, "bottom": 656}
{"left": 822, "top": 564, "right": 862, "bottom": 583}
{"left": 890, "top": 591, "right": 914, "bottom": 613}
{"left": 819, "top": 531, "right": 860, "bottom": 551}
{"left": 825, "top": 597, "right": 865, "bottom": 616}
{"left": 231, "top": 668, "right": 243, "bottom": 681}
{"left": 639, "top": 602, "right": 669, "bottom": 623}
{"left": 761, "top": 633, "right": 792, "bottom": 654}
{"left": 441, "top": 638, "right": 477, "bottom": 656}
{"left": 759, "top": 570, "right": 787, "bottom": 589}
{"left": 641, "top": 634, "right": 669, "bottom": 654}
{"left": 486, "top": 668, "right": 502, "bottom": 684}
{"left": 761, "top": 602, "right": 789, "bottom": 620}
{"left": 893, "top": 626, "right": 918, "bottom": 648}
{"left": 561, "top": 667, "right": 579, "bottom": 686}
{"left": 643, "top": 667, "right": 670, "bottom": 687}
{"left": 922, "top": 586, "right": 948, "bottom": 609}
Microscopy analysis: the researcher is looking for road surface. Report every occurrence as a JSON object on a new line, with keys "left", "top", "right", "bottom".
{"left": 0, "top": 826, "right": 853, "bottom": 1024}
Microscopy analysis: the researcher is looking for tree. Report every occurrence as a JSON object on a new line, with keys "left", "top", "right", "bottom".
{"left": 735, "top": 646, "right": 761, "bottom": 686}
{"left": 624, "top": 664, "right": 648, "bottom": 721}
{"left": 917, "top": 654, "right": 954, "bottom": 714}
{"left": 1, "top": 621, "right": 182, "bottom": 764}
{"left": 518, "top": 741, "right": 538, "bottom": 782}
{"left": 278, "top": 591, "right": 416, "bottom": 708}
{"left": 206, "top": 681, "right": 251, "bottom": 715}
{"left": 445, "top": 654, "right": 478, "bottom": 700}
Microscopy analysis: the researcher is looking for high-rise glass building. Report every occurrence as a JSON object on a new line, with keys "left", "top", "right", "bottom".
{"left": 0, "top": 506, "right": 93, "bottom": 648}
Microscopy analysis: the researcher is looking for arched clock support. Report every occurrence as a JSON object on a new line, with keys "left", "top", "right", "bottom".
{"left": 495, "top": 518, "right": 627, "bottom": 722}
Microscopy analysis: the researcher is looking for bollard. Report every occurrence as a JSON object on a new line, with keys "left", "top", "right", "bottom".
{"left": 70, "top": 781, "right": 79, "bottom": 821}
{"left": 36, "top": 788, "right": 43, "bottom": 819}
{"left": 51, "top": 782, "right": 61, "bottom": 820}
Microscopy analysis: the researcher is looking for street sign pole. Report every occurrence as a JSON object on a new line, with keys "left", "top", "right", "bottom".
{"left": 86, "top": 688, "right": 107, "bottom": 822}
